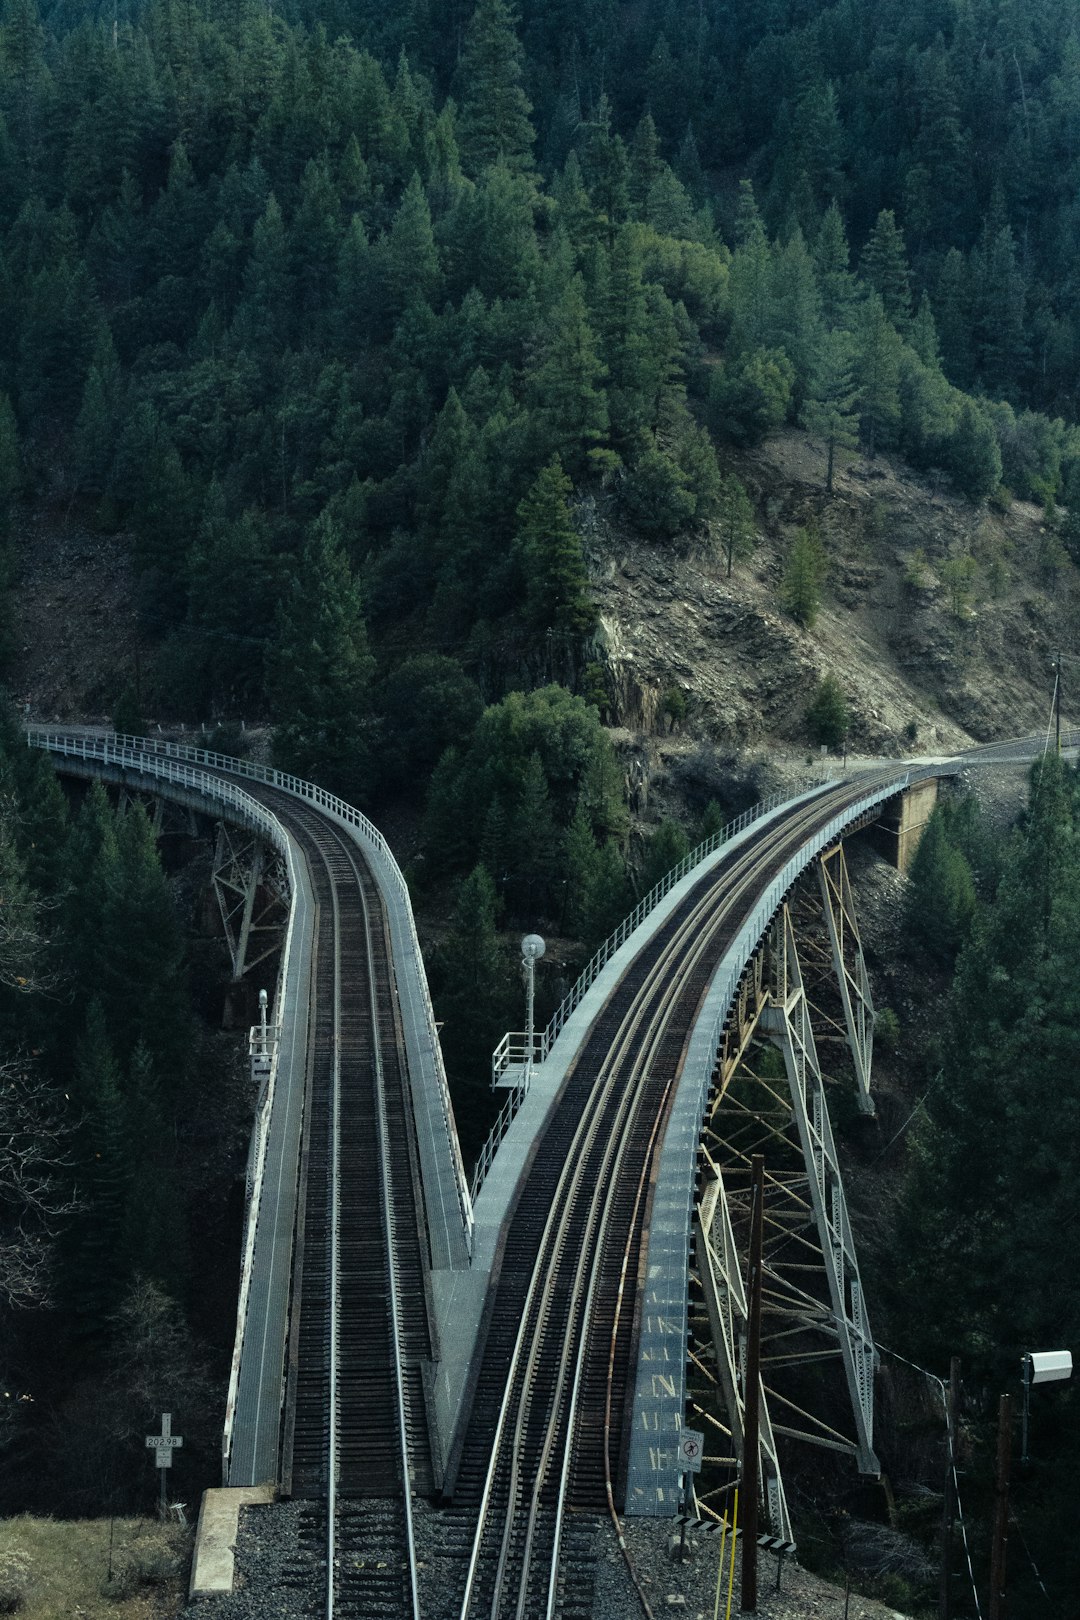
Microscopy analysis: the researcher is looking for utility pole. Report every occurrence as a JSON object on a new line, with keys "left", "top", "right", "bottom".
{"left": 988, "top": 1394, "right": 1012, "bottom": 1620}
{"left": 938, "top": 1357, "right": 959, "bottom": 1620}
{"left": 740, "top": 1154, "right": 765, "bottom": 1613}
{"left": 1055, "top": 653, "right": 1062, "bottom": 754}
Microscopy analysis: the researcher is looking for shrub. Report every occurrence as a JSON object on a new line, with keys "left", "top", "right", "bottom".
{"left": 103, "top": 1539, "right": 180, "bottom": 1599}
{"left": 0, "top": 1551, "right": 31, "bottom": 1614}
{"left": 875, "top": 1007, "right": 900, "bottom": 1050}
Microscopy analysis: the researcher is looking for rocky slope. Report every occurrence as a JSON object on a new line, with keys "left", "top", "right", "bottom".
{"left": 586, "top": 428, "right": 1075, "bottom": 759}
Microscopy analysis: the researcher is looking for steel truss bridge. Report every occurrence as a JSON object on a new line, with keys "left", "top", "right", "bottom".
{"left": 28, "top": 728, "right": 983, "bottom": 1618}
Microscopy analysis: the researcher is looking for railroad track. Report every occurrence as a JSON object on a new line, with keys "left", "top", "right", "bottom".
{"left": 265, "top": 797, "right": 432, "bottom": 1620}
{"left": 443, "top": 772, "right": 900, "bottom": 1620}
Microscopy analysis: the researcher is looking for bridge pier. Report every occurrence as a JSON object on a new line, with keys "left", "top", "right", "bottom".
{"left": 877, "top": 777, "right": 939, "bottom": 873}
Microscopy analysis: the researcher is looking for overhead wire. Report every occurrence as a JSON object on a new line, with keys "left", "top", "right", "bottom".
{"left": 876, "top": 1345, "right": 984, "bottom": 1620}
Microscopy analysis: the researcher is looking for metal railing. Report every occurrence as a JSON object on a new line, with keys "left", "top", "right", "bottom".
{"left": 470, "top": 770, "right": 834, "bottom": 1201}
{"left": 491, "top": 1030, "right": 550, "bottom": 1085}
{"left": 24, "top": 728, "right": 302, "bottom": 1479}
{"left": 27, "top": 728, "right": 475, "bottom": 1250}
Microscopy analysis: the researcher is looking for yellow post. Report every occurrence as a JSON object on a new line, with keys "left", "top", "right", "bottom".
{"left": 724, "top": 1488, "right": 739, "bottom": 1620}
{"left": 713, "top": 1512, "right": 730, "bottom": 1620}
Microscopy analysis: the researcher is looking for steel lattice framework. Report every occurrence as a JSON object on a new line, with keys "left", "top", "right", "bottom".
{"left": 689, "top": 846, "right": 879, "bottom": 1543}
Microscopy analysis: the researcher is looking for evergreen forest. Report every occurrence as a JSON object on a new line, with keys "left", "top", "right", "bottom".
{"left": 1, "top": 0, "right": 1080, "bottom": 1611}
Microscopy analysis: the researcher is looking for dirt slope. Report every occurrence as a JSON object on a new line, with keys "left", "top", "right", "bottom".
{"left": 587, "top": 428, "right": 1076, "bottom": 758}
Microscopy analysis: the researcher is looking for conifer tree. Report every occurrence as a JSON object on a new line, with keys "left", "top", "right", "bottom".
{"left": 268, "top": 514, "right": 375, "bottom": 804}
{"left": 948, "top": 402, "right": 1002, "bottom": 502}
{"left": 715, "top": 474, "right": 756, "bottom": 576}
{"left": 813, "top": 201, "right": 856, "bottom": 330}
{"left": 0, "top": 393, "right": 20, "bottom": 531}
{"left": 802, "top": 328, "right": 858, "bottom": 493}
{"left": 65, "top": 1000, "right": 129, "bottom": 1339}
{"left": 859, "top": 209, "right": 913, "bottom": 331}
{"left": 563, "top": 799, "right": 601, "bottom": 936}
{"left": 456, "top": 0, "right": 535, "bottom": 177}
{"left": 385, "top": 171, "right": 440, "bottom": 316}
{"left": 782, "top": 524, "right": 827, "bottom": 627}
{"left": 904, "top": 806, "right": 976, "bottom": 963}
{"left": 854, "top": 294, "right": 902, "bottom": 457}
{"left": 528, "top": 275, "right": 608, "bottom": 477}
{"left": 515, "top": 457, "right": 595, "bottom": 637}
{"left": 805, "top": 673, "right": 850, "bottom": 749}
{"left": 628, "top": 112, "right": 662, "bottom": 217}
{"left": 99, "top": 803, "right": 187, "bottom": 1071}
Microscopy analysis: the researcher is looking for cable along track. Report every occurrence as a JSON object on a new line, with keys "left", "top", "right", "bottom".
{"left": 270, "top": 798, "right": 431, "bottom": 1620}
{"left": 446, "top": 776, "right": 897, "bottom": 1620}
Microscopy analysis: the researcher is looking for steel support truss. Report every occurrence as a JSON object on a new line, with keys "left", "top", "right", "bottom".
{"left": 689, "top": 878, "right": 880, "bottom": 1542}
{"left": 211, "top": 823, "right": 289, "bottom": 980}
{"left": 117, "top": 786, "right": 198, "bottom": 839}
{"left": 760, "top": 906, "right": 878, "bottom": 1475}
{"left": 817, "top": 844, "right": 875, "bottom": 1114}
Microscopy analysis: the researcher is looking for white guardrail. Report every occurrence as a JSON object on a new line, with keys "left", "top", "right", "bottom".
{"left": 25, "top": 729, "right": 475, "bottom": 1253}
{"left": 25, "top": 729, "right": 301, "bottom": 1479}
{"left": 470, "top": 769, "right": 837, "bottom": 1200}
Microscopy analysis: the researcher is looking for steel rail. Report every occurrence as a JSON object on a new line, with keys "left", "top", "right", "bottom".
{"left": 466, "top": 788, "right": 839, "bottom": 1617}
{"left": 462, "top": 771, "right": 904, "bottom": 1619}
{"left": 301, "top": 819, "right": 422, "bottom": 1620}
{"left": 354, "top": 835, "right": 423, "bottom": 1620}
{"left": 326, "top": 842, "right": 342, "bottom": 1620}
{"left": 461, "top": 817, "right": 743, "bottom": 1617}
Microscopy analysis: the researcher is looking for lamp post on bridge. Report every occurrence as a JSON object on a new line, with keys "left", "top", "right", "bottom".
{"left": 521, "top": 934, "right": 545, "bottom": 1089}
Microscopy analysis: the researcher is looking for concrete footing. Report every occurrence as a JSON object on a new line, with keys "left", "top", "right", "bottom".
{"left": 189, "top": 1484, "right": 277, "bottom": 1598}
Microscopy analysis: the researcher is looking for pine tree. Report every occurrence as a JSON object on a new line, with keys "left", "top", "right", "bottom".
{"left": 628, "top": 113, "right": 662, "bottom": 218}
{"left": 385, "top": 171, "right": 440, "bottom": 317}
{"left": 854, "top": 294, "right": 902, "bottom": 458}
{"left": 805, "top": 673, "right": 850, "bottom": 749}
{"left": 859, "top": 209, "right": 913, "bottom": 331}
{"left": 73, "top": 332, "right": 123, "bottom": 496}
{"left": 515, "top": 457, "right": 595, "bottom": 637}
{"left": 782, "top": 524, "right": 827, "bottom": 628}
{"left": 0, "top": 393, "right": 19, "bottom": 538}
{"left": 99, "top": 804, "right": 187, "bottom": 1071}
{"left": 528, "top": 274, "right": 608, "bottom": 477}
{"left": 813, "top": 201, "right": 856, "bottom": 330}
{"left": 65, "top": 1000, "right": 130, "bottom": 1339}
{"left": 562, "top": 799, "right": 601, "bottom": 936}
{"left": 507, "top": 750, "right": 560, "bottom": 913}
{"left": 456, "top": 0, "right": 535, "bottom": 178}
{"left": 268, "top": 514, "right": 375, "bottom": 804}
{"left": 802, "top": 328, "right": 858, "bottom": 493}
{"left": 715, "top": 474, "right": 756, "bottom": 576}
{"left": 639, "top": 817, "right": 690, "bottom": 895}
{"left": 904, "top": 806, "right": 976, "bottom": 964}
{"left": 947, "top": 403, "right": 1002, "bottom": 502}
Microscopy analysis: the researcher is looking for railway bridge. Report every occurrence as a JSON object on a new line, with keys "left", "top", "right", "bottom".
{"left": 28, "top": 728, "right": 981, "bottom": 1617}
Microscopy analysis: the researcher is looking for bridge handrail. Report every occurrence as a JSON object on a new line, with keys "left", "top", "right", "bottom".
{"left": 542, "top": 772, "right": 832, "bottom": 1052}
{"left": 27, "top": 729, "right": 474, "bottom": 1249}
{"left": 469, "top": 769, "right": 832, "bottom": 1201}
{"left": 25, "top": 730, "right": 300, "bottom": 1478}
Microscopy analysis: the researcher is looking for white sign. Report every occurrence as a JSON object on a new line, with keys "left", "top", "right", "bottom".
{"left": 678, "top": 1429, "right": 705, "bottom": 1474}
{"left": 146, "top": 1412, "right": 183, "bottom": 1470}
{"left": 1027, "top": 1351, "right": 1072, "bottom": 1385}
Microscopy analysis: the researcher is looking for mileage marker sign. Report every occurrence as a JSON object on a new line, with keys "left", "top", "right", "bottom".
{"left": 146, "top": 1413, "right": 183, "bottom": 1519}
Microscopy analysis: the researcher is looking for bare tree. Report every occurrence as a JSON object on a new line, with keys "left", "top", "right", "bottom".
{"left": 0, "top": 1057, "right": 79, "bottom": 1309}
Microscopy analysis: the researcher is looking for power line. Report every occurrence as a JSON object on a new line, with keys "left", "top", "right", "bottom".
{"left": 877, "top": 1345, "right": 984, "bottom": 1620}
